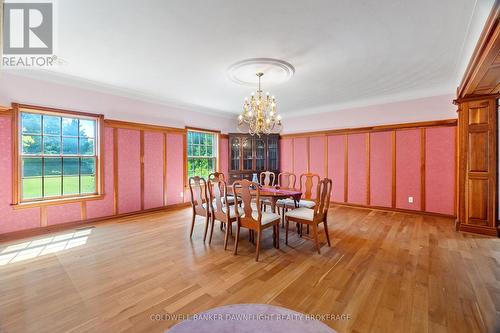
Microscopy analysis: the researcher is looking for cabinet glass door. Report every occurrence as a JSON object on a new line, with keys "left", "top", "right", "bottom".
{"left": 230, "top": 137, "right": 240, "bottom": 170}
{"left": 255, "top": 138, "right": 266, "bottom": 171}
{"left": 268, "top": 136, "right": 278, "bottom": 170}
{"left": 242, "top": 137, "right": 253, "bottom": 170}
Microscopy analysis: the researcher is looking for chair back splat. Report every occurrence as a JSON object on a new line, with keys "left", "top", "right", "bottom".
{"left": 210, "top": 178, "right": 230, "bottom": 222}
{"left": 259, "top": 171, "right": 275, "bottom": 186}
{"left": 314, "top": 178, "right": 333, "bottom": 221}
{"left": 188, "top": 176, "right": 210, "bottom": 216}
{"left": 299, "top": 173, "right": 321, "bottom": 200}
{"left": 277, "top": 172, "right": 296, "bottom": 189}
{"left": 232, "top": 179, "right": 260, "bottom": 228}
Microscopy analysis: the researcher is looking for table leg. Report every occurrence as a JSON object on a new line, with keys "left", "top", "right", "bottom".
{"left": 271, "top": 197, "right": 277, "bottom": 213}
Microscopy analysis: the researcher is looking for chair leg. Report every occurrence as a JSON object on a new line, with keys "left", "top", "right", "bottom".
{"left": 285, "top": 218, "right": 289, "bottom": 245}
{"left": 306, "top": 225, "right": 309, "bottom": 235}
{"left": 234, "top": 225, "right": 240, "bottom": 255}
{"left": 255, "top": 229, "right": 262, "bottom": 261}
{"left": 312, "top": 223, "right": 320, "bottom": 254}
{"left": 224, "top": 221, "right": 230, "bottom": 250}
{"left": 323, "top": 221, "right": 331, "bottom": 247}
{"left": 203, "top": 215, "right": 210, "bottom": 242}
{"left": 208, "top": 215, "right": 215, "bottom": 244}
{"left": 190, "top": 213, "right": 196, "bottom": 238}
{"left": 275, "top": 223, "right": 280, "bottom": 249}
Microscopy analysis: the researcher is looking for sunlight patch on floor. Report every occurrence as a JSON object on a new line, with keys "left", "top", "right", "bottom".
{"left": 0, "top": 228, "right": 92, "bottom": 266}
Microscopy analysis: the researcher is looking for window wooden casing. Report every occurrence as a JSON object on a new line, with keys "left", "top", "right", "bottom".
{"left": 11, "top": 104, "right": 105, "bottom": 207}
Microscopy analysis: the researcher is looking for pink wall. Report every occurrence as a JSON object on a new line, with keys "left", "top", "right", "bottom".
{"left": 144, "top": 131, "right": 165, "bottom": 210}
{"left": 117, "top": 129, "right": 141, "bottom": 214}
{"left": 166, "top": 133, "right": 185, "bottom": 205}
{"left": 219, "top": 137, "right": 229, "bottom": 179}
{"left": 281, "top": 125, "right": 456, "bottom": 216}
{"left": 347, "top": 134, "right": 367, "bottom": 205}
{"left": 0, "top": 116, "right": 40, "bottom": 234}
{"left": 370, "top": 132, "right": 392, "bottom": 207}
{"left": 396, "top": 129, "right": 421, "bottom": 210}
{"left": 280, "top": 138, "right": 293, "bottom": 173}
{"left": 293, "top": 138, "right": 308, "bottom": 176}
{"left": 327, "top": 135, "right": 345, "bottom": 202}
{"left": 87, "top": 127, "right": 115, "bottom": 219}
{"left": 47, "top": 203, "right": 81, "bottom": 226}
{"left": 425, "top": 127, "right": 456, "bottom": 215}
{"left": 309, "top": 136, "right": 326, "bottom": 179}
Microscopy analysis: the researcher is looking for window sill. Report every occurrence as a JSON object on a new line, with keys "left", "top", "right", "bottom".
{"left": 11, "top": 194, "right": 105, "bottom": 210}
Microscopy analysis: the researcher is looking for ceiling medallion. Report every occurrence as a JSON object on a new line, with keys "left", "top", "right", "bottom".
{"left": 237, "top": 72, "right": 282, "bottom": 136}
{"left": 227, "top": 58, "right": 295, "bottom": 87}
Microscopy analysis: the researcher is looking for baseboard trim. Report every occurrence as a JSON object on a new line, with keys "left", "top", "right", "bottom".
{"left": 458, "top": 223, "right": 499, "bottom": 237}
{"left": 0, "top": 202, "right": 190, "bottom": 242}
{"left": 331, "top": 201, "right": 456, "bottom": 219}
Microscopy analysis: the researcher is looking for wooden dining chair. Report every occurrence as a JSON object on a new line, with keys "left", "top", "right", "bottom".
{"left": 276, "top": 172, "right": 297, "bottom": 225}
{"left": 278, "top": 172, "right": 296, "bottom": 189}
{"left": 285, "top": 178, "right": 332, "bottom": 253}
{"left": 208, "top": 178, "right": 242, "bottom": 249}
{"left": 188, "top": 176, "right": 211, "bottom": 241}
{"left": 259, "top": 171, "right": 275, "bottom": 212}
{"left": 259, "top": 171, "right": 276, "bottom": 186}
{"left": 232, "top": 179, "right": 281, "bottom": 261}
{"left": 208, "top": 172, "right": 238, "bottom": 206}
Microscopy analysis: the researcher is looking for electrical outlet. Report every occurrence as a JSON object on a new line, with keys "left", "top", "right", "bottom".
{"left": 408, "top": 196, "right": 414, "bottom": 203}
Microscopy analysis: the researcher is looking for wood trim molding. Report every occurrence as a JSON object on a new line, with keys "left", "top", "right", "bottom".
{"left": 98, "top": 115, "right": 105, "bottom": 196}
{"left": 391, "top": 131, "right": 397, "bottom": 208}
{"left": 185, "top": 126, "right": 221, "bottom": 134}
{"left": 182, "top": 132, "right": 188, "bottom": 193}
{"left": 331, "top": 201, "right": 456, "bottom": 219}
{"left": 81, "top": 201, "right": 87, "bottom": 221}
{"left": 344, "top": 135, "right": 348, "bottom": 202}
{"left": 17, "top": 103, "right": 104, "bottom": 119}
{"left": 140, "top": 130, "right": 145, "bottom": 211}
{"left": 40, "top": 206, "right": 47, "bottom": 227}
{"left": 113, "top": 128, "right": 119, "bottom": 215}
{"left": 366, "top": 132, "right": 371, "bottom": 206}
{"left": 280, "top": 119, "right": 457, "bottom": 138}
{"left": 163, "top": 133, "right": 168, "bottom": 206}
{"left": 420, "top": 128, "right": 426, "bottom": 212}
{"left": 11, "top": 105, "right": 19, "bottom": 205}
{"left": 220, "top": 133, "right": 229, "bottom": 139}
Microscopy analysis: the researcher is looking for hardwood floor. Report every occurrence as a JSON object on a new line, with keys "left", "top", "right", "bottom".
{"left": 0, "top": 205, "right": 499, "bottom": 333}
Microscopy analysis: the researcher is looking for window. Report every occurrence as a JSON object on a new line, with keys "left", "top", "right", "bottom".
{"left": 187, "top": 130, "right": 217, "bottom": 180}
{"left": 19, "top": 110, "right": 99, "bottom": 202}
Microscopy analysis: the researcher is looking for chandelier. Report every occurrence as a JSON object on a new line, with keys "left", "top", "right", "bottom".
{"left": 238, "top": 72, "right": 282, "bottom": 136}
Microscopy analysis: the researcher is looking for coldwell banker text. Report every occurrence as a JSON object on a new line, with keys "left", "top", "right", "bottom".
{"left": 2, "top": 2, "right": 55, "bottom": 67}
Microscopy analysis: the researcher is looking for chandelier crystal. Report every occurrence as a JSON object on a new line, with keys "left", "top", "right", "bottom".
{"left": 237, "top": 72, "right": 282, "bottom": 136}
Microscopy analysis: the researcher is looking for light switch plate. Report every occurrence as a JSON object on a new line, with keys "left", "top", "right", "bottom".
{"left": 408, "top": 196, "right": 414, "bottom": 203}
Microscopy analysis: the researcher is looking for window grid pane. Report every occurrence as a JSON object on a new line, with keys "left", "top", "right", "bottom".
{"left": 20, "top": 112, "right": 98, "bottom": 201}
{"left": 187, "top": 131, "right": 217, "bottom": 179}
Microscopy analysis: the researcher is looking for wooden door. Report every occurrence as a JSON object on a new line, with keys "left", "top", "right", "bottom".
{"left": 458, "top": 98, "right": 498, "bottom": 236}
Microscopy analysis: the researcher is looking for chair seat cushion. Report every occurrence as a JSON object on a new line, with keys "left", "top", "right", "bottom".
{"left": 276, "top": 198, "right": 296, "bottom": 207}
{"left": 285, "top": 207, "right": 314, "bottom": 221}
{"left": 298, "top": 200, "right": 316, "bottom": 208}
{"left": 277, "top": 199, "right": 316, "bottom": 208}
{"left": 251, "top": 211, "right": 280, "bottom": 225}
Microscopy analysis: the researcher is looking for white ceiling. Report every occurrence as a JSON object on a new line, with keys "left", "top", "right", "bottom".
{"left": 4, "top": 0, "right": 494, "bottom": 118}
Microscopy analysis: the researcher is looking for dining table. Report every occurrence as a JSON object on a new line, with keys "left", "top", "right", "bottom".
{"left": 228, "top": 185, "right": 302, "bottom": 213}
